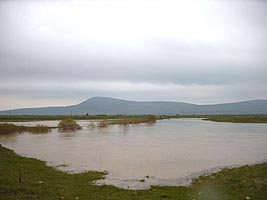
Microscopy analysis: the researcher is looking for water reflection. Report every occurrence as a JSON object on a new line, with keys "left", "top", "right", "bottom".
{"left": 121, "top": 125, "right": 129, "bottom": 135}
{"left": 58, "top": 131, "right": 79, "bottom": 138}
{"left": 0, "top": 132, "right": 18, "bottom": 142}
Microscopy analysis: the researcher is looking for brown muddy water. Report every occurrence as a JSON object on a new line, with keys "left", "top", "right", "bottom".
{"left": 0, "top": 119, "right": 267, "bottom": 189}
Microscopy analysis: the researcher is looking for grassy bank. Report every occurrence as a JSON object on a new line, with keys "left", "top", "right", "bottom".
{"left": 0, "top": 145, "right": 266, "bottom": 199}
{"left": 166, "top": 114, "right": 267, "bottom": 123}
{"left": 203, "top": 115, "right": 267, "bottom": 123}
{"left": 1, "top": 114, "right": 267, "bottom": 123}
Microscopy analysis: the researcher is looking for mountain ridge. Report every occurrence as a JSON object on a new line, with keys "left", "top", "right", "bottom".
{"left": 0, "top": 97, "right": 267, "bottom": 115}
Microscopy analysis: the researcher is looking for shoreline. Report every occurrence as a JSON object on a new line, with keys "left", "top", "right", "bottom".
{"left": 94, "top": 160, "right": 267, "bottom": 190}
{"left": 1, "top": 144, "right": 267, "bottom": 199}
{"left": 2, "top": 142, "right": 266, "bottom": 191}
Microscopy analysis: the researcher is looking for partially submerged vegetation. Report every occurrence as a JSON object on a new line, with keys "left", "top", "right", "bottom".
{"left": 114, "top": 115, "right": 158, "bottom": 125}
{"left": 28, "top": 125, "right": 52, "bottom": 133}
{"left": 0, "top": 118, "right": 81, "bottom": 134}
{"left": 0, "top": 114, "right": 266, "bottom": 134}
{"left": 97, "top": 120, "right": 109, "bottom": 128}
{"left": 58, "top": 118, "right": 82, "bottom": 130}
{"left": 0, "top": 123, "right": 24, "bottom": 134}
{"left": 0, "top": 144, "right": 266, "bottom": 199}
{"left": 96, "top": 115, "right": 158, "bottom": 128}
{"left": 0, "top": 123, "right": 52, "bottom": 134}
{"left": 0, "top": 114, "right": 267, "bottom": 123}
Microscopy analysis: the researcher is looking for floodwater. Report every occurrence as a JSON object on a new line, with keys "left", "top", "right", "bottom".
{"left": 0, "top": 119, "right": 267, "bottom": 189}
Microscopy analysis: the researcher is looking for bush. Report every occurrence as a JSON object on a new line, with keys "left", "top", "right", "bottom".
{"left": 58, "top": 118, "right": 82, "bottom": 130}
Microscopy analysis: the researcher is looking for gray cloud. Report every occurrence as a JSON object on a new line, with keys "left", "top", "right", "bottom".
{"left": 0, "top": 0, "right": 266, "bottom": 110}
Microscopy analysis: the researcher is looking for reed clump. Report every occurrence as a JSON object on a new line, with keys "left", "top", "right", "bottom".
{"left": 88, "top": 122, "right": 97, "bottom": 129}
{"left": 0, "top": 123, "right": 51, "bottom": 134}
{"left": 58, "top": 118, "right": 82, "bottom": 131}
{"left": 116, "top": 115, "right": 158, "bottom": 125}
{"left": 97, "top": 120, "right": 109, "bottom": 128}
{"left": 0, "top": 123, "right": 23, "bottom": 134}
{"left": 28, "top": 124, "right": 51, "bottom": 133}
{"left": 96, "top": 115, "right": 159, "bottom": 128}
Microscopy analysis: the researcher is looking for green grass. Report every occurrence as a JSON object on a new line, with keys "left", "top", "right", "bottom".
{"left": 0, "top": 115, "right": 142, "bottom": 122}
{"left": 1, "top": 114, "right": 267, "bottom": 123}
{"left": 0, "top": 144, "right": 266, "bottom": 199}
{"left": 165, "top": 114, "right": 267, "bottom": 123}
{"left": 203, "top": 115, "right": 267, "bottom": 123}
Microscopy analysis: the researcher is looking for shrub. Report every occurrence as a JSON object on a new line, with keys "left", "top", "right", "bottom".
{"left": 58, "top": 118, "right": 82, "bottom": 131}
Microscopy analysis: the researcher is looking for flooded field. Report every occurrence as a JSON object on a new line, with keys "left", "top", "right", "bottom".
{"left": 0, "top": 119, "right": 266, "bottom": 189}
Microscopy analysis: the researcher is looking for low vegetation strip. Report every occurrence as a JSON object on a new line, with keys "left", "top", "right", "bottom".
{"left": 0, "top": 115, "right": 141, "bottom": 122}
{"left": 203, "top": 115, "right": 267, "bottom": 123}
{"left": 97, "top": 115, "right": 159, "bottom": 127}
{"left": 112, "top": 115, "right": 158, "bottom": 125}
{"left": 0, "top": 123, "right": 52, "bottom": 134}
{"left": 0, "top": 144, "right": 266, "bottom": 199}
{"left": 0, "top": 119, "right": 81, "bottom": 134}
{"left": 166, "top": 114, "right": 267, "bottom": 123}
{"left": 1, "top": 114, "right": 267, "bottom": 123}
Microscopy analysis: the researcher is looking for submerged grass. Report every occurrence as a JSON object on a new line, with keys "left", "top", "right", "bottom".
{"left": 114, "top": 115, "right": 158, "bottom": 125}
{"left": 0, "top": 123, "right": 23, "bottom": 134}
{"left": 27, "top": 125, "right": 52, "bottom": 133}
{"left": 97, "top": 115, "right": 158, "bottom": 128}
{"left": 0, "top": 123, "right": 52, "bottom": 134}
{"left": 0, "top": 144, "right": 266, "bottom": 200}
{"left": 0, "top": 118, "right": 81, "bottom": 134}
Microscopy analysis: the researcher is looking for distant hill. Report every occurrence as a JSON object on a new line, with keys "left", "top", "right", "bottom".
{"left": 0, "top": 97, "right": 267, "bottom": 115}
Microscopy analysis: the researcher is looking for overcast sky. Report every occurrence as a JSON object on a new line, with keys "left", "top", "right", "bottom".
{"left": 0, "top": 0, "right": 266, "bottom": 110}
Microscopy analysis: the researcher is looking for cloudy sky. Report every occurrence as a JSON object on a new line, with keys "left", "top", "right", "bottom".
{"left": 0, "top": 0, "right": 266, "bottom": 110}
